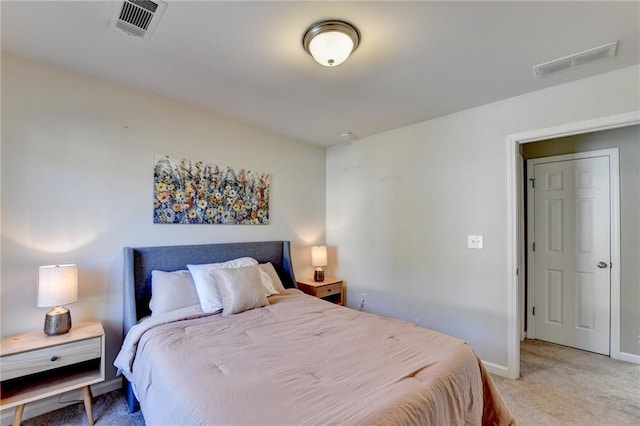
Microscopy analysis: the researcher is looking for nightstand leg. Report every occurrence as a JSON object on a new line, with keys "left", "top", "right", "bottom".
{"left": 81, "top": 386, "right": 94, "bottom": 426}
{"left": 12, "top": 404, "right": 24, "bottom": 426}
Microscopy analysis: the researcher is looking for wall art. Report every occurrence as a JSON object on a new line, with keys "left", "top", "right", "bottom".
{"left": 153, "top": 155, "right": 270, "bottom": 224}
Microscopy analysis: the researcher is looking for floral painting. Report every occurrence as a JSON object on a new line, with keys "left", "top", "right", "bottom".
{"left": 153, "top": 155, "right": 270, "bottom": 224}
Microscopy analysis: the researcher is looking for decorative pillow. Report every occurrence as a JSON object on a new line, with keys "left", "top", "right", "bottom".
{"left": 212, "top": 265, "right": 268, "bottom": 316}
{"left": 258, "top": 262, "right": 287, "bottom": 294}
{"left": 187, "top": 257, "right": 258, "bottom": 313}
{"left": 149, "top": 270, "right": 199, "bottom": 316}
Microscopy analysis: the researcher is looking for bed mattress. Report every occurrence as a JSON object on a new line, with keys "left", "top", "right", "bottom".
{"left": 115, "top": 289, "right": 514, "bottom": 425}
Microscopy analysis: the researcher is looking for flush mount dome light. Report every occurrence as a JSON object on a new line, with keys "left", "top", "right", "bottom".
{"left": 303, "top": 20, "right": 360, "bottom": 67}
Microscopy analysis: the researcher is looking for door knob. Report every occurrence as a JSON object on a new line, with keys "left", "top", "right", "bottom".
{"left": 597, "top": 262, "right": 608, "bottom": 269}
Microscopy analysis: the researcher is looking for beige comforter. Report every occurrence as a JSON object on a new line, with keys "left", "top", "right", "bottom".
{"left": 115, "top": 289, "right": 515, "bottom": 425}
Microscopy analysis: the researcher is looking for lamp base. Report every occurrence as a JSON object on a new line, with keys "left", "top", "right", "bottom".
{"left": 314, "top": 268, "right": 325, "bottom": 282}
{"left": 44, "top": 306, "right": 72, "bottom": 336}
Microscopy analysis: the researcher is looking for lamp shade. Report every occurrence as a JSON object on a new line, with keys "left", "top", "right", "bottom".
{"left": 311, "top": 246, "right": 328, "bottom": 267}
{"left": 37, "top": 264, "right": 78, "bottom": 307}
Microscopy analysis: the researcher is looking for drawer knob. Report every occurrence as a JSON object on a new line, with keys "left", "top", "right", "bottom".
{"left": 50, "top": 355, "right": 58, "bottom": 362}
{"left": 327, "top": 289, "right": 332, "bottom": 292}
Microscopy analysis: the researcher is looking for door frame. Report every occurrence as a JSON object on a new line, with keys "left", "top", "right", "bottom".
{"left": 526, "top": 149, "right": 619, "bottom": 351}
{"left": 506, "top": 110, "right": 640, "bottom": 379}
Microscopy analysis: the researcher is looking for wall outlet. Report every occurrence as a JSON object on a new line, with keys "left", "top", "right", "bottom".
{"left": 359, "top": 293, "right": 367, "bottom": 311}
{"left": 468, "top": 235, "right": 484, "bottom": 249}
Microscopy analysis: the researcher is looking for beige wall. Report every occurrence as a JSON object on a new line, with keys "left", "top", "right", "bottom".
{"left": 1, "top": 53, "right": 327, "bottom": 378}
{"left": 523, "top": 125, "right": 640, "bottom": 356}
{"left": 326, "top": 65, "right": 640, "bottom": 373}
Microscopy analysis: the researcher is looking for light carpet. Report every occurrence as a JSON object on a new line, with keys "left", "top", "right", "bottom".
{"left": 20, "top": 390, "right": 144, "bottom": 426}
{"left": 492, "top": 339, "right": 640, "bottom": 425}
{"left": 20, "top": 339, "right": 640, "bottom": 425}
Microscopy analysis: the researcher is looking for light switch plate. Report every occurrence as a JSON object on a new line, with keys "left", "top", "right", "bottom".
{"left": 468, "top": 235, "right": 483, "bottom": 249}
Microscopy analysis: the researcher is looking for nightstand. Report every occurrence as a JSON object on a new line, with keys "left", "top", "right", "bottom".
{"left": 0, "top": 321, "right": 105, "bottom": 426}
{"left": 297, "top": 278, "right": 344, "bottom": 305}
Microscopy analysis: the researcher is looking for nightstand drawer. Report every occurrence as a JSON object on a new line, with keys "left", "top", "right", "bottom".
{"left": 1, "top": 337, "right": 101, "bottom": 381}
{"left": 315, "top": 282, "right": 342, "bottom": 299}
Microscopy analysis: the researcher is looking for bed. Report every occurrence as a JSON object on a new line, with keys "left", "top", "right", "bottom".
{"left": 115, "top": 240, "right": 515, "bottom": 425}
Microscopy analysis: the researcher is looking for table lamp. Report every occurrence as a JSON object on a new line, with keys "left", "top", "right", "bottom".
{"left": 37, "top": 264, "right": 78, "bottom": 336}
{"left": 311, "top": 246, "right": 327, "bottom": 282}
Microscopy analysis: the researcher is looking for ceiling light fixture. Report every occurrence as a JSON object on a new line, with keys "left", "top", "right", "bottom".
{"left": 303, "top": 20, "right": 360, "bottom": 67}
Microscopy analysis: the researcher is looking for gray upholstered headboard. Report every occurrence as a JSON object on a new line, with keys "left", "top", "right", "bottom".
{"left": 123, "top": 240, "right": 296, "bottom": 335}
{"left": 122, "top": 240, "right": 296, "bottom": 413}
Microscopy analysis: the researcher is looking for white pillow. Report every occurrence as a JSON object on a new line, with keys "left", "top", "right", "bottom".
{"left": 258, "top": 262, "right": 287, "bottom": 296}
{"left": 187, "top": 257, "right": 258, "bottom": 313}
{"left": 212, "top": 265, "right": 268, "bottom": 316}
{"left": 149, "top": 270, "right": 199, "bottom": 316}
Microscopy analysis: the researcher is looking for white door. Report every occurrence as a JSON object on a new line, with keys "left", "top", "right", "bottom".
{"left": 529, "top": 154, "right": 611, "bottom": 355}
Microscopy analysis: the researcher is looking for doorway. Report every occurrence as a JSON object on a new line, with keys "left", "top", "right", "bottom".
{"left": 505, "top": 111, "right": 640, "bottom": 380}
{"left": 526, "top": 150, "right": 617, "bottom": 355}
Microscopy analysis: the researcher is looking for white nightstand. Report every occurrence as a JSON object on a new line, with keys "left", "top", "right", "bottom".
{"left": 0, "top": 321, "right": 105, "bottom": 426}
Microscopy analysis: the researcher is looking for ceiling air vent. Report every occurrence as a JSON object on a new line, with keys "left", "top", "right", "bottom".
{"left": 533, "top": 41, "right": 618, "bottom": 79}
{"left": 111, "top": 0, "right": 167, "bottom": 38}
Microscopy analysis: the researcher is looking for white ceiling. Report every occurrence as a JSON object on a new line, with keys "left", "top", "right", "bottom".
{"left": 2, "top": 1, "right": 639, "bottom": 146}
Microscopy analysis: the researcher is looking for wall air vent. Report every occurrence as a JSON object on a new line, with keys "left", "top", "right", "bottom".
{"left": 533, "top": 41, "right": 618, "bottom": 79}
{"left": 111, "top": 0, "right": 167, "bottom": 38}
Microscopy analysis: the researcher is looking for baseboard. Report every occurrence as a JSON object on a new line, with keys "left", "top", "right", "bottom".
{"left": 481, "top": 360, "right": 511, "bottom": 377}
{"left": 618, "top": 351, "right": 640, "bottom": 364}
{"left": 1, "top": 378, "right": 122, "bottom": 426}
